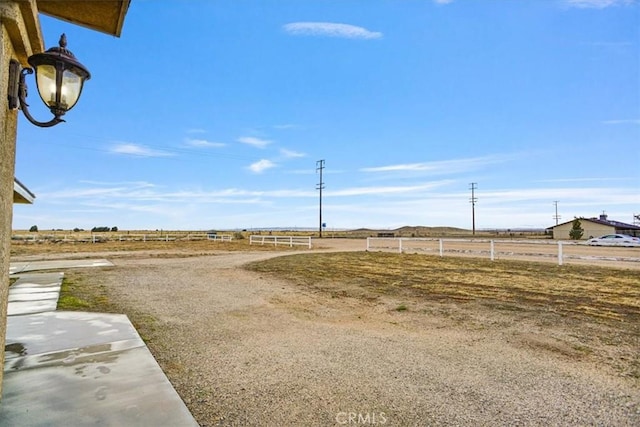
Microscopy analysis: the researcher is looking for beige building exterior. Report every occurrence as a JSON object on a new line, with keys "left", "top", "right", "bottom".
{"left": 549, "top": 215, "right": 640, "bottom": 240}
{"left": 550, "top": 219, "right": 613, "bottom": 240}
{"left": 0, "top": 0, "right": 129, "bottom": 397}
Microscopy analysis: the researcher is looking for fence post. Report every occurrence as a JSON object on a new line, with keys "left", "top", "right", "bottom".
{"left": 558, "top": 241, "right": 563, "bottom": 266}
{"left": 308, "top": 237, "right": 312, "bottom": 249}
{"left": 366, "top": 237, "right": 370, "bottom": 251}
{"left": 490, "top": 240, "right": 495, "bottom": 261}
{"left": 289, "top": 236, "right": 293, "bottom": 247}
{"left": 439, "top": 239, "right": 444, "bottom": 257}
{"left": 398, "top": 238, "right": 403, "bottom": 253}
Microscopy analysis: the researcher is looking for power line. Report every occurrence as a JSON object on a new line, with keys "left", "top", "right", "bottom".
{"left": 469, "top": 182, "right": 478, "bottom": 236}
{"left": 316, "top": 160, "right": 325, "bottom": 238}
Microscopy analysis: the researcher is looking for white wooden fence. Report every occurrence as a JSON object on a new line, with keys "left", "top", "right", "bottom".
{"left": 207, "top": 234, "right": 233, "bottom": 242}
{"left": 249, "top": 235, "right": 312, "bottom": 248}
{"left": 366, "top": 237, "right": 640, "bottom": 267}
{"left": 11, "top": 232, "right": 211, "bottom": 243}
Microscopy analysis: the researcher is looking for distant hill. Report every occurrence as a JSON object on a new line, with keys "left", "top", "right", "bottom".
{"left": 346, "top": 225, "right": 471, "bottom": 238}
{"left": 394, "top": 225, "right": 467, "bottom": 234}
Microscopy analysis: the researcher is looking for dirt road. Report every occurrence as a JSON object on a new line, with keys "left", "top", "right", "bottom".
{"left": 77, "top": 249, "right": 639, "bottom": 426}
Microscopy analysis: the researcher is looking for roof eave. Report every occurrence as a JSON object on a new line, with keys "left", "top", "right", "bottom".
{"left": 36, "top": 0, "right": 130, "bottom": 37}
{"left": 13, "top": 178, "right": 35, "bottom": 204}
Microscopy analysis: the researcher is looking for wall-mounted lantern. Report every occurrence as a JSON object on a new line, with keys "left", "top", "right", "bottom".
{"left": 7, "top": 34, "right": 91, "bottom": 128}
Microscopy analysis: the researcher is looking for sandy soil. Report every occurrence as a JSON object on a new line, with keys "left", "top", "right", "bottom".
{"left": 62, "top": 242, "right": 640, "bottom": 426}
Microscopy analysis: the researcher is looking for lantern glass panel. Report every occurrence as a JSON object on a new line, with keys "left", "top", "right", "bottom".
{"left": 35, "top": 64, "right": 57, "bottom": 108}
{"left": 61, "top": 70, "right": 83, "bottom": 110}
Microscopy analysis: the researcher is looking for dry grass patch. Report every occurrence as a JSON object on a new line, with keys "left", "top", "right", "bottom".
{"left": 246, "top": 252, "right": 640, "bottom": 378}
{"left": 57, "top": 270, "right": 114, "bottom": 312}
{"left": 245, "top": 252, "right": 640, "bottom": 323}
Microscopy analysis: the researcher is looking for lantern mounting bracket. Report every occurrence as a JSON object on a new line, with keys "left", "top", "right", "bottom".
{"left": 8, "top": 62, "right": 65, "bottom": 128}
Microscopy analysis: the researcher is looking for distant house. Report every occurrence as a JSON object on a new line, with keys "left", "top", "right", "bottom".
{"left": 548, "top": 214, "right": 640, "bottom": 240}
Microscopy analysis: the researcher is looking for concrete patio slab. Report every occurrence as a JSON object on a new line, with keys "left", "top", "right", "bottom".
{"left": 9, "top": 286, "right": 60, "bottom": 295}
{"left": 7, "top": 300, "right": 59, "bottom": 316}
{"left": 3, "top": 260, "right": 198, "bottom": 425}
{"left": 1, "top": 312, "right": 198, "bottom": 426}
{"left": 10, "top": 259, "right": 113, "bottom": 275}
{"left": 8, "top": 291, "right": 59, "bottom": 302}
{"left": 5, "top": 311, "right": 143, "bottom": 360}
{"left": 10, "top": 271, "right": 63, "bottom": 288}
{"left": 7, "top": 272, "right": 64, "bottom": 316}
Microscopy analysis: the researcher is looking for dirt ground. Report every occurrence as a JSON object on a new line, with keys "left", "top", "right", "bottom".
{"left": 38, "top": 239, "right": 639, "bottom": 426}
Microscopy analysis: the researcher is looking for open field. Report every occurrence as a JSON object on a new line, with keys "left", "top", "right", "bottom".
{"left": 9, "top": 236, "right": 296, "bottom": 258}
{"left": 11, "top": 226, "right": 547, "bottom": 240}
{"left": 11, "top": 237, "right": 640, "bottom": 425}
{"left": 12, "top": 233, "right": 640, "bottom": 270}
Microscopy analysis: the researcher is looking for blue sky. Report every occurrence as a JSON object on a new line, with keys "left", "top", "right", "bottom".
{"left": 13, "top": 0, "right": 639, "bottom": 231}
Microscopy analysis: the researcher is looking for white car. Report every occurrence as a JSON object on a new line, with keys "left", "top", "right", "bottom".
{"left": 587, "top": 234, "right": 640, "bottom": 247}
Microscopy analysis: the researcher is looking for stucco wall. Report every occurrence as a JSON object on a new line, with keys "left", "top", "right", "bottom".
{"left": 552, "top": 220, "right": 614, "bottom": 240}
{"left": 0, "top": 0, "right": 41, "bottom": 399}
{"left": 0, "top": 23, "right": 20, "bottom": 402}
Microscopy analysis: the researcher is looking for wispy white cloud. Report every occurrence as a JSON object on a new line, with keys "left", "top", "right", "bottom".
{"left": 566, "top": 0, "right": 634, "bottom": 8}
{"left": 280, "top": 148, "right": 306, "bottom": 159}
{"left": 109, "top": 143, "right": 174, "bottom": 158}
{"left": 602, "top": 119, "right": 640, "bottom": 125}
{"left": 283, "top": 22, "right": 382, "bottom": 40}
{"left": 19, "top": 176, "right": 640, "bottom": 230}
{"left": 434, "top": 0, "right": 454, "bottom": 4}
{"left": 273, "top": 124, "right": 300, "bottom": 130}
{"left": 44, "top": 181, "right": 637, "bottom": 207}
{"left": 480, "top": 187, "right": 640, "bottom": 206}
{"left": 186, "top": 128, "right": 207, "bottom": 134}
{"left": 327, "top": 181, "right": 454, "bottom": 197}
{"left": 248, "top": 159, "right": 277, "bottom": 173}
{"left": 533, "top": 177, "right": 633, "bottom": 183}
{"left": 184, "top": 138, "right": 226, "bottom": 148}
{"left": 79, "top": 180, "right": 156, "bottom": 188}
{"left": 238, "top": 136, "right": 272, "bottom": 148}
{"left": 361, "top": 154, "right": 516, "bottom": 176}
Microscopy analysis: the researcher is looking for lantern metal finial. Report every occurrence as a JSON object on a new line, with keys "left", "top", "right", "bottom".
{"left": 46, "top": 34, "right": 74, "bottom": 59}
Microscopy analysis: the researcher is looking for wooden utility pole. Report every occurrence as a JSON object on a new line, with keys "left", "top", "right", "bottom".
{"left": 553, "top": 201, "right": 561, "bottom": 225}
{"left": 469, "top": 183, "right": 478, "bottom": 235}
{"left": 316, "top": 160, "right": 325, "bottom": 238}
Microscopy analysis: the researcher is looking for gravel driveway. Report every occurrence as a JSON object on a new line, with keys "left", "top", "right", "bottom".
{"left": 78, "top": 249, "right": 639, "bottom": 426}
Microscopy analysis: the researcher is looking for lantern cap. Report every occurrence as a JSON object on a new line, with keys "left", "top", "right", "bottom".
{"left": 27, "top": 33, "right": 91, "bottom": 81}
